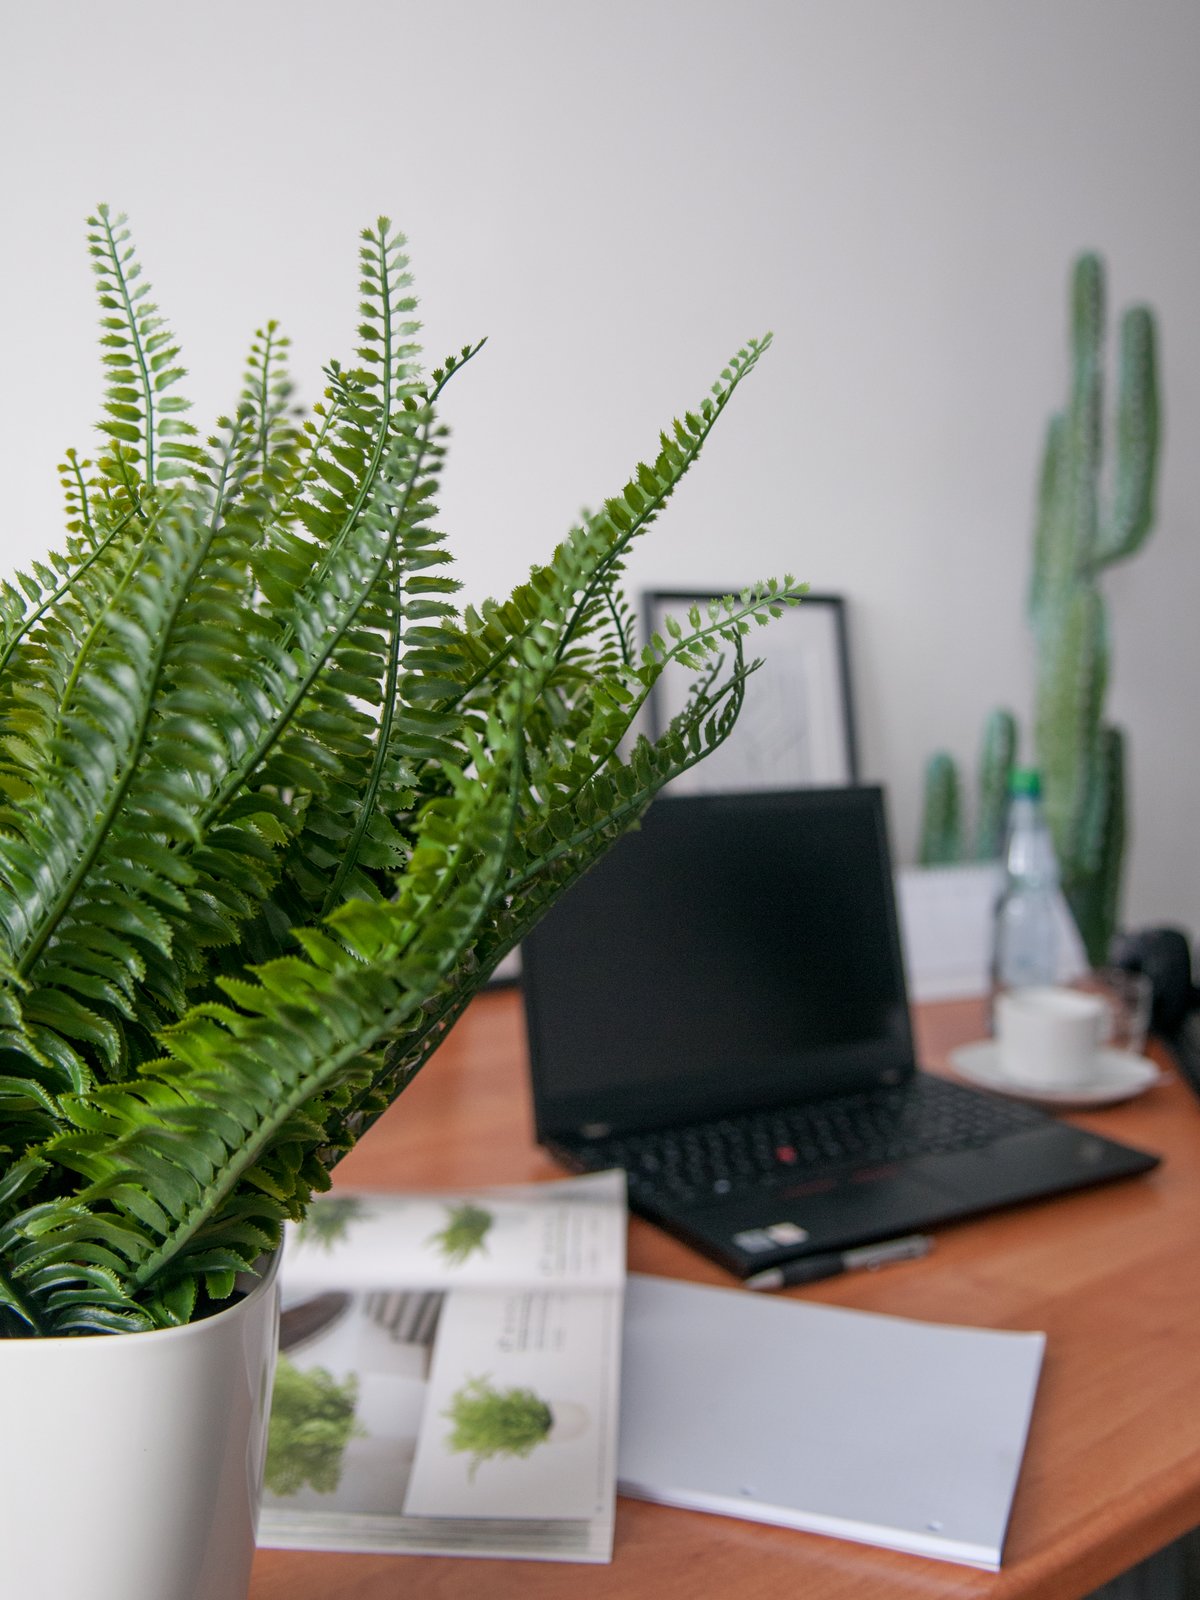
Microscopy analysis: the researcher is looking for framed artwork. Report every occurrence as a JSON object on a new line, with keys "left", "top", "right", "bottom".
{"left": 487, "top": 591, "right": 858, "bottom": 986}
{"left": 642, "top": 590, "right": 858, "bottom": 793}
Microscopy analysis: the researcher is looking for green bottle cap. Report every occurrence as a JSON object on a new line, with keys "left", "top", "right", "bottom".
{"left": 1010, "top": 767, "right": 1042, "bottom": 797}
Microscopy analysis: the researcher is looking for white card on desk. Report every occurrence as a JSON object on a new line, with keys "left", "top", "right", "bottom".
{"left": 617, "top": 1274, "right": 1045, "bottom": 1570}
{"left": 896, "top": 863, "right": 1086, "bottom": 1001}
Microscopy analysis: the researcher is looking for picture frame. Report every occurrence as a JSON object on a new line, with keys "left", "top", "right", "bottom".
{"left": 642, "top": 590, "right": 858, "bottom": 793}
{"left": 488, "top": 591, "right": 858, "bottom": 987}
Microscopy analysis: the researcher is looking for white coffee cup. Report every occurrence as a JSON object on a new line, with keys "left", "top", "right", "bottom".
{"left": 994, "top": 985, "right": 1107, "bottom": 1089}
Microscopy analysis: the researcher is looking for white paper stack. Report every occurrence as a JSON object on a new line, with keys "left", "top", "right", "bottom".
{"left": 618, "top": 1274, "right": 1045, "bottom": 1570}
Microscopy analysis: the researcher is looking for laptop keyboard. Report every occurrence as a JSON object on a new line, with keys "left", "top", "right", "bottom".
{"left": 569, "top": 1075, "right": 1046, "bottom": 1207}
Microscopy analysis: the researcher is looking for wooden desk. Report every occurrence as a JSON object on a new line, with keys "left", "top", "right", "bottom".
{"left": 250, "top": 990, "right": 1200, "bottom": 1600}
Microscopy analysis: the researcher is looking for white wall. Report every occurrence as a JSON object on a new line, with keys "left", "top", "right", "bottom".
{"left": 2, "top": 0, "right": 1197, "bottom": 939}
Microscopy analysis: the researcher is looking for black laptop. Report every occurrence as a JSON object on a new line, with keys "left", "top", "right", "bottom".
{"left": 520, "top": 787, "right": 1159, "bottom": 1277}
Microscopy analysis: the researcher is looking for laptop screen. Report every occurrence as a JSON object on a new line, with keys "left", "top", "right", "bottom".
{"left": 522, "top": 786, "right": 916, "bottom": 1140}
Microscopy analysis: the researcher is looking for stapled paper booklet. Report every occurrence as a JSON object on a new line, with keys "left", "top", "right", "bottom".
{"left": 617, "top": 1274, "right": 1045, "bottom": 1570}
{"left": 257, "top": 1171, "right": 625, "bottom": 1563}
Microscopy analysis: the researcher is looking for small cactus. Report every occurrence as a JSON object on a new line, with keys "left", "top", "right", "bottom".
{"left": 919, "top": 753, "right": 961, "bottom": 865}
{"left": 917, "top": 711, "right": 1015, "bottom": 868}
{"left": 973, "top": 709, "right": 1017, "bottom": 861}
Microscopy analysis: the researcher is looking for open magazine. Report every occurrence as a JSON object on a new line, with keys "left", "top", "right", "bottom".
{"left": 257, "top": 1170, "right": 625, "bottom": 1563}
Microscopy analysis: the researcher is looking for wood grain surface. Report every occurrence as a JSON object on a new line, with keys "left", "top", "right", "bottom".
{"left": 250, "top": 990, "right": 1200, "bottom": 1600}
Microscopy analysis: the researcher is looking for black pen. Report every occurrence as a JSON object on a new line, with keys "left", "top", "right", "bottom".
{"left": 743, "top": 1233, "right": 934, "bottom": 1291}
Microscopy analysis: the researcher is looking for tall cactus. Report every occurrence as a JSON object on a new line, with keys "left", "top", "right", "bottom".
{"left": 917, "top": 254, "right": 1159, "bottom": 967}
{"left": 1030, "top": 254, "right": 1158, "bottom": 963}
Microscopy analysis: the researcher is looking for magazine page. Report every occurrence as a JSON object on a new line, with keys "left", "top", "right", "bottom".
{"left": 279, "top": 1170, "right": 626, "bottom": 1293}
{"left": 257, "top": 1171, "right": 625, "bottom": 1563}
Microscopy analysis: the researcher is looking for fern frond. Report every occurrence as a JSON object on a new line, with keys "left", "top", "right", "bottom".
{"left": 0, "top": 504, "right": 222, "bottom": 1071}
{"left": 556, "top": 335, "right": 773, "bottom": 659}
{"left": 315, "top": 344, "right": 485, "bottom": 912}
{"left": 86, "top": 204, "right": 198, "bottom": 489}
{"left": 201, "top": 401, "right": 443, "bottom": 832}
{"left": 239, "top": 321, "right": 303, "bottom": 498}
{"left": 59, "top": 450, "right": 97, "bottom": 545}
{"left": 0, "top": 501, "right": 141, "bottom": 688}
{"left": 436, "top": 335, "right": 773, "bottom": 732}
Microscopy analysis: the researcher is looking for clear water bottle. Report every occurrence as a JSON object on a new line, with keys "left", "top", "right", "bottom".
{"left": 990, "top": 768, "right": 1060, "bottom": 1015}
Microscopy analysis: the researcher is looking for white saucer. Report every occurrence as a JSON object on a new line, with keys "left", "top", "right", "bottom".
{"left": 948, "top": 1040, "right": 1166, "bottom": 1108}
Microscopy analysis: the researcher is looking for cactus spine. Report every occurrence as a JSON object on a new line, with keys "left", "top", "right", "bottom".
{"left": 917, "top": 254, "right": 1159, "bottom": 967}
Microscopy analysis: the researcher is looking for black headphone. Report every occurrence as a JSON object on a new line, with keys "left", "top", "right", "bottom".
{"left": 1110, "top": 927, "right": 1197, "bottom": 1035}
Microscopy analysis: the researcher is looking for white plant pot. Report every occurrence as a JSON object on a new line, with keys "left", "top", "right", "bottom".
{"left": 0, "top": 1254, "right": 280, "bottom": 1600}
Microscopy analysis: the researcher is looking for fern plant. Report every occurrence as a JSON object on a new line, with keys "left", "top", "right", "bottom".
{"left": 0, "top": 207, "right": 799, "bottom": 1338}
